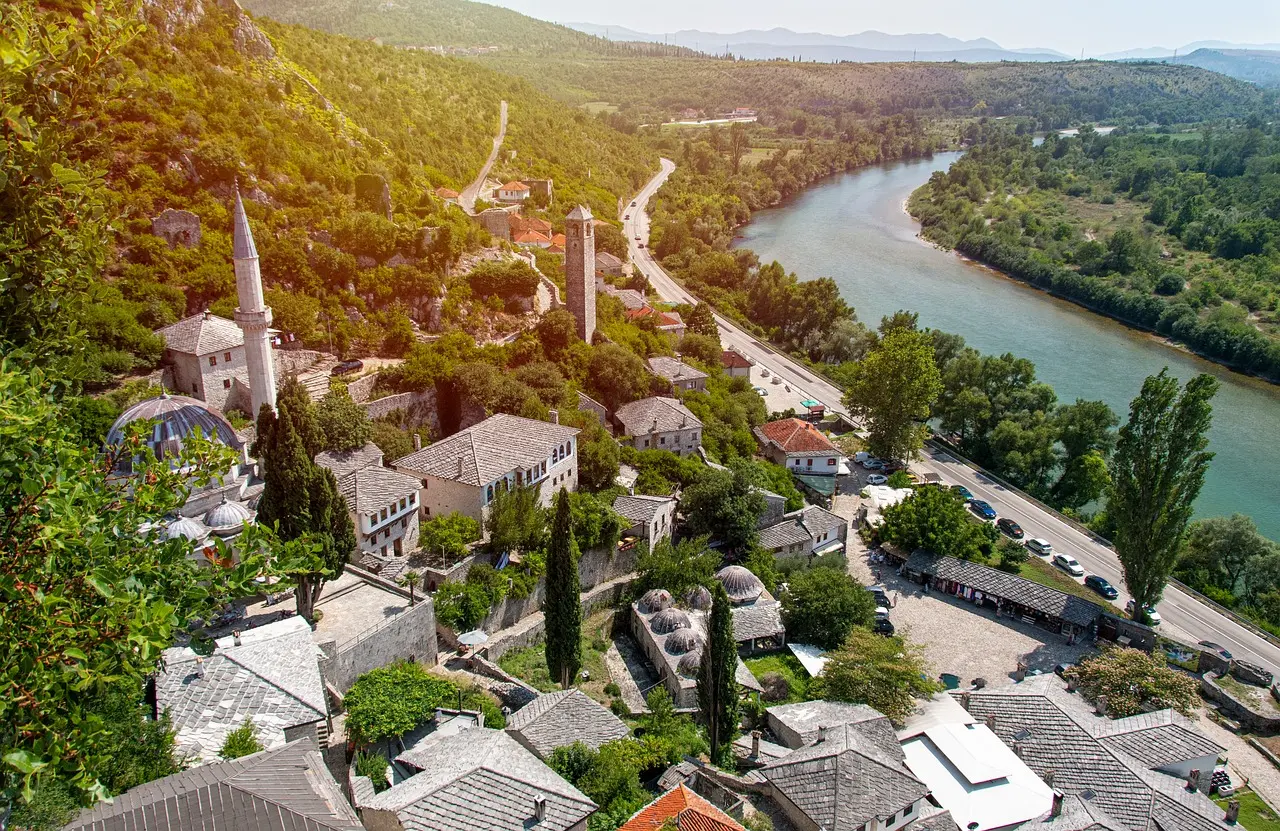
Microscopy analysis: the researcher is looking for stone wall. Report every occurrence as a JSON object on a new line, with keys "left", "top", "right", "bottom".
{"left": 364, "top": 390, "right": 437, "bottom": 427}
{"left": 480, "top": 576, "right": 634, "bottom": 662}
{"left": 151, "top": 208, "right": 201, "bottom": 249}
{"left": 347, "top": 373, "right": 379, "bottom": 404}
{"left": 317, "top": 591, "right": 438, "bottom": 693}
{"left": 1201, "top": 673, "right": 1280, "bottom": 735}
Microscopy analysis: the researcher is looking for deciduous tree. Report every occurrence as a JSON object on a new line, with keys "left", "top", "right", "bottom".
{"left": 781, "top": 568, "right": 876, "bottom": 650}
{"left": 814, "top": 629, "right": 941, "bottom": 726}
{"left": 843, "top": 330, "right": 941, "bottom": 462}
{"left": 1068, "top": 646, "right": 1198, "bottom": 717}
{"left": 316, "top": 381, "right": 373, "bottom": 452}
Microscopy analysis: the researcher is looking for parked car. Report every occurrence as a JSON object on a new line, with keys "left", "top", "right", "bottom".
{"left": 753, "top": 386, "right": 768, "bottom": 396}
{"left": 861, "top": 457, "right": 886, "bottom": 470}
{"left": 761, "top": 368, "right": 770, "bottom": 378}
{"left": 1054, "top": 662, "right": 1074, "bottom": 678}
{"left": 771, "top": 375, "right": 783, "bottom": 385}
{"left": 950, "top": 485, "right": 974, "bottom": 502}
{"left": 1025, "top": 538, "right": 1053, "bottom": 557}
{"left": 1126, "top": 600, "right": 1163, "bottom": 625}
{"left": 331, "top": 359, "right": 364, "bottom": 376}
{"left": 997, "top": 518, "right": 1025, "bottom": 539}
{"left": 867, "top": 473, "right": 888, "bottom": 485}
{"left": 1084, "top": 575, "right": 1119, "bottom": 599}
{"left": 1198, "top": 640, "right": 1233, "bottom": 659}
{"left": 873, "top": 617, "right": 896, "bottom": 636}
{"left": 1053, "top": 553, "right": 1085, "bottom": 577}
{"left": 866, "top": 586, "right": 890, "bottom": 607}
{"left": 969, "top": 500, "right": 997, "bottom": 521}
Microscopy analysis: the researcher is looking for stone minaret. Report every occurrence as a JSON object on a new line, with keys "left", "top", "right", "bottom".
{"left": 231, "top": 188, "right": 277, "bottom": 416}
{"left": 564, "top": 205, "right": 596, "bottom": 342}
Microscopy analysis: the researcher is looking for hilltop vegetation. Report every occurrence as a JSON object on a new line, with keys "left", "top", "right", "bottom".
{"left": 910, "top": 121, "right": 1280, "bottom": 381}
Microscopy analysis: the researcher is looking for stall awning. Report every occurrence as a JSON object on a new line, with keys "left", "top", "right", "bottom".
{"left": 813, "top": 539, "right": 845, "bottom": 556}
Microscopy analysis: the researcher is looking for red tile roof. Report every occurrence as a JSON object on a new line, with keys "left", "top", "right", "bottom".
{"left": 721, "top": 350, "right": 753, "bottom": 369}
{"left": 626, "top": 306, "right": 683, "bottom": 328}
{"left": 551, "top": 233, "right": 566, "bottom": 246}
{"left": 756, "top": 418, "right": 839, "bottom": 454}
{"left": 499, "top": 181, "right": 530, "bottom": 192}
{"left": 513, "top": 230, "right": 551, "bottom": 245}
{"left": 619, "top": 784, "right": 744, "bottom": 831}
{"left": 434, "top": 186, "right": 459, "bottom": 198}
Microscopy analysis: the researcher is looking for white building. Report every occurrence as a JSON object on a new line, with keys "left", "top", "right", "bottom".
{"left": 758, "top": 504, "right": 848, "bottom": 559}
{"left": 612, "top": 493, "right": 677, "bottom": 545}
{"left": 496, "top": 180, "right": 530, "bottom": 202}
{"left": 753, "top": 418, "right": 843, "bottom": 475}
{"left": 392, "top": 413, "right": 580, "bottom": 525}
{"left": 317, "top": 443, "right": 422, "bottom": 560}
{"left": 614, "top": 397, "right": 702, "bottom": 457}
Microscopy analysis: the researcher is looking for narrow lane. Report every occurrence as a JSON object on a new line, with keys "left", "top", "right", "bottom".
{"left": 623, "top": 159, "right": 1280, "bottom": 675}
{"left": 460, "top": 100, "right": 508, "bottom": 216}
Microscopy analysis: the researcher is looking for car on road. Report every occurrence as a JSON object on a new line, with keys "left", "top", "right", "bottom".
{"left": 950, "top": 485, "right": 973, "bottom": 502}
{"left": 997, "top": 518, "right": 1025, "bottom": 539}
{"left": 635, "top": 234, "right": 642, "bottom": 240}
{"left": 1053, "top": 553, "right": 1085, "bottom": 577}
{"left": 638, "top": 243, "right": 645, "bottom": 249}
{"left": 1198, "top": 641, "right": 1233, "bottom": 659}
{"left": 867, "top": 473, "right": 888, "bottom": 485}
{"left": 331, "top": 359, "right": 364, "bottom": 376}
{"left": 1025, "top": 538, "right": 1053, "bottom": 557}
{"left": 624, "top": 214, "right": 630, "bottom": 220}
{"left": 631, "top": 201, "right": 636, "bottom": 206}
{"left": 752, "top": 386, "right": 768, "bottom": 396}
{"left": 873, "top": 617, "right": 896, "bottom": 636}
{"left": 969, "top": 500, "right": 997, "bottom": 521}
{"left": 1126, "top": 600, "right": 1162, "bottom": 625}
{"left": 1084, "top": 575, "right": 1119, "bottom": 599}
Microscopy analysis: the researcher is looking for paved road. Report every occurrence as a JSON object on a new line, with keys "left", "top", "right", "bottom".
{"left": 624, "top": 159, "right": 1280, "bottom": 675}
{"left": 460, "top": 100, "right": 508, "bottom": 215}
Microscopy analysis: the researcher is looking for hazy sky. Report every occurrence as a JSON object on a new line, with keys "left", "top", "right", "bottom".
{"left": 485, "top": 0, "right": 1280, "bottom": 56}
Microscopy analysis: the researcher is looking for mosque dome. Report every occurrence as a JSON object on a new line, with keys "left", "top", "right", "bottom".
{"left": 649, "top": 608, "right": 692, "bottom": 635}
{"left": 640, "top": 589, "right": 673, "bottom": 613}
{"left": 664, "top": 629, "right": 701, "bottom": 655}
{"left": 677, "top": 649, "right": 703, "bottom": 678}
{"left": 716, "top": 565, "right": 764, "bottom": 605}
{"left": 105, "top": 393, "right": 242, "bottom": 473}
{"left": 686, "top": 585, "right": 712, "bottom": 610}
{"left": 162, "top": 515, "right": 210, "bottom": 544}
{"left": 203, "top": 498, "right": 255, "bottom": 536}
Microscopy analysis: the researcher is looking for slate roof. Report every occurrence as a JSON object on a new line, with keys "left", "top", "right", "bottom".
{"left": 758, "top": 518, "right": 812, "bottom": 550}
{"left": 392, "top": 413, "right": 578, "bottom": 487}
{"left": 753, "top": 418, "right": 840, "bottom": 456}
{"left": 374, "top": 728, "right": 595, "bottom": 831}
{"left": 648, "top": 356, "right": 708, "bottom": 384}
{"left": 762, "top": 722, "right": 929, "bottom": 831}
{"left": 619, "top": 784, "right": 745, "bottom": 831}
{"left": 566, "top": 204, "right": 593, "bottom": 221}
{"left": 767, "top": 701, "right": 896, "bottom": 750}
{"left": 730, "top": 597, "right": 785, "bottom": 643}
{"left": 316, "top": 442, "right": 384, "bottom": 481}
{"left": 596, "top": 251, "right": 625, "bottom": 270}
{"left": 604, "top": 287, "right": 648, "bottom": 310}
{"left": 506, "top": 689, "right": 630, "bottom": 758}
{"left": 905, "top": 550, "right": 1105, "bottom": 627}
{"left": 338, "top": 465, "right": 421, "bottom": 516}
{"left": 965, "top": 676, "right": 1233, "bottom": 831}
{"left": 1094, "top": 712, "right": 1225, "bottom": 770}
{"left": 1019, "top": 795, "right": 1129, "bottom": 831}
{"left": 613, "top": 493, "right": 676, "bottom": 525}
{"left": 758, "top": 505, "right": 847, "bottom": 552}
{"left": 157, "top": 617, "right": 327, "bottom": 764}
{"left": 156, "top": 312, "right": 245, "bottom": 356}
{"left": 64, "top": 739, "right": 363, "bottom": 831}
{"left": 233, "top": 187, "right": 258, "bottom": 260}
{"left": 615, "top": 397, "right": 702, "bottom": 436}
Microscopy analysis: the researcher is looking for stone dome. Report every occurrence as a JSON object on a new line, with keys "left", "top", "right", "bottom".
{"left": 716, "top": 565, "right": 764, "bottom": 604}
{"left": 162, "top": 515, "right": 210, "bottom": 544}
{"left": 203, "top": 498, "right": 255, "bottom": 536}
{"left": 686, "top": 585, "right": 712, "bottom": 610}
{"left": 677, "top": 649, "right": 703, "bottom": 678}
{"left": 664, "top": 628, "right": 701, "bottom": 655}
{"left": 105, "top": 393, "right": 242, "bottom": 473}
{"left": 649, "top": 608, "right": 692, "bottom": 635}
{"left": 640, "top": 589, "right": 673, "bottom": 613}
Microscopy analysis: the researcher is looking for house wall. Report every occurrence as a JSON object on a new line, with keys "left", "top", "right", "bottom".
{"left": 200, "top": 345, "right": 250, "bottom": 412}
{"left": 783, "top": 452, "right": 841, "bottom": 475}
{"left": 359, "top": 508, "right": 420, "bottom": 559}
{"left": 629, "top": 607, "right": 698, "bottom": 709}
{"left": 725, "top": 365, "right": 751, "bottom": 379}
{"left": 316, "top": 591, "right": 438, "bottom": 693}
{"left": 358, "top": 808, "right": 402, "bottom": 831}
{"left": 644, "top": 500, "right": 676, "bottom": 543}
{"left": 627, "top": 427, "right": 702, "bottom": 457}
{"left": 414, "top": 474, "right": 484, "bottom": 524}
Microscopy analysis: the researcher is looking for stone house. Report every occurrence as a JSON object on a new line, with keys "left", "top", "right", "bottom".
{"left": 150, "top": 207, "right": 202, "bottom": 249}
{"left": 614, "top": 397, "right": 703, "bottom": 457}
{"left": 627, "top": 306, "right": 687, "bottom": 338}
{"left": 721, "top": 349, "right": 753, "bottom": 378}
{"left": 758, "top": 504, "right": 848, "bottom": 560}
{"left": 595, "top": 250, "right": 626, "bottom": 278}
{"left": 648, "top": 356, "right": 708, "bottom": 393}
{"left": 753, "top": 418, "right": 843, "bottom": 476}
{"left": 496, "top": 180, "right": 531, "bottom": 202}
{"left": 317, "top": 443, "right": 422, "bottom": 560}
{"left": 154, "top": 312, "right": 256, "bottom": 412}
{"left": 505, "top": 689, "right": 629, "bottom": 760}
{"left": 612, "top": 493, "right": 677, "bottom": 545}
{"left": 434, "top": 186, "right": 459, "bottom": 205}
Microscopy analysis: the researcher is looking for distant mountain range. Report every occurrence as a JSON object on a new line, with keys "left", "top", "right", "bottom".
{"left": 1126, "top": 49, "right": 1280, "bottom": 88}
{"left": 1099, "top": 41, "right": 1280, "bottom": 59}
{"left": 565, "top": 23, "right": 1071, "bottom": 62}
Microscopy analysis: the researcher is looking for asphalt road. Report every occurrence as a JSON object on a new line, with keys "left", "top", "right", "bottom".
{"left": 624, "top": 159, "right": 1280, "bottom": 675}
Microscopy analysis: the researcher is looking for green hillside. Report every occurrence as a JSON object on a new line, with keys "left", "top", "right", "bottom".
{"left": 67, "top": 0, "right": 655, "bottom": 380}
{"left": 239, "top": 0, "right": 695, "bottom": 56}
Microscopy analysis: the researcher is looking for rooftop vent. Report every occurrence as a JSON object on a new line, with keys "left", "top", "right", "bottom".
{"left": 1013, "top": 728, "right": 1032, "bottom": 741}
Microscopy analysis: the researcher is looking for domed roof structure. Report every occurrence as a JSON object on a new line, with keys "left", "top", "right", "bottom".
{"left": 686, "top": 585, "right": 712, "bottom": 610}
{"left": 716, "top": 565, "right": 764, "bottom": 605}
{"left": 203, "top": 498, "right": 255, "bottom": 536}
{"left": 677, "top": 649, "right": 702, "bottom": 678}
{"left": 105, "top": 393, "right": 242, "bottom": 473}
{"left": 664, "top": 629, "right": 700, "bottom": 655}
{"left": 640, "top": 589, "right": 673, "bottom": 613}
{"left": 162, "top": 515, "right": 210, "bottom": 544}
{"left": 649, "top": 608, "right": 691, "bottom": 635}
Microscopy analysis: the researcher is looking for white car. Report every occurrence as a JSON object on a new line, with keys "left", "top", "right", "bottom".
{"left": 867, "top": 473, "right": 888, "bottom": 485}
{"left": 761, "top": 368, "right": 771, "bottom": 378}
{"left": 1126, "top": 600, "right": 1163, "bottom": 625}
{"left": 1053, "top": 553, "right": 1085, "bottom": 577}
{"left": 1025, "top": 538, "right": 1053, "bottom": 557}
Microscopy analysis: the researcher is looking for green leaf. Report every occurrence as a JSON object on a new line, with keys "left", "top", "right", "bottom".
{"left": 3, "top": 749, "right": 47, "bottom": 775}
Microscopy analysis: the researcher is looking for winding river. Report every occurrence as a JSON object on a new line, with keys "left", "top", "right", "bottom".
{"left": 734, "top": 152, "right": 1280, "bottom": 540}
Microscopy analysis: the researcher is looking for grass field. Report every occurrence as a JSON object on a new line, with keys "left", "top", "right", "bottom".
{"left": 1018, "top": 557, "right": 1122, "bottom": 614}
{"left": 744, "top": 651, "right": 812, "bottom": 704}
{"left": 1217, "top": 790, "right": 1280, "bottom": 831}
{"left": 580, "top": 101, "right": 618, "bottom": 115}
{"left": 497, "top": 609, "right": 616, "bottom": 704}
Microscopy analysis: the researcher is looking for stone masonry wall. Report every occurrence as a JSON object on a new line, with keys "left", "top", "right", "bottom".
{"left": 480, "top": 577, "right": 634, "bottom": 662}
{"left": 318, "top": 591, "right": 438, "bottom": 693}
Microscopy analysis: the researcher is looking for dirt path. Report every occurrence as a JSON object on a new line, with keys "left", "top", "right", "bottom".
{"left": 460, "top": 100, "right": 507, "bottom": 215}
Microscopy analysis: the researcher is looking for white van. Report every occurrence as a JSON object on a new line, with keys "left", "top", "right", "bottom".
{"left": 1025, "top": 538, "right": 1053, "bottom": 557}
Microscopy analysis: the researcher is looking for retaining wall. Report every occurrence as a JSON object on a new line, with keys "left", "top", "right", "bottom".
{"left": 1201, "top": 673, "right": 1280, "bottom": 735}
{"left": 479, "top": 575, "right": 634, "bottom": 662}
{"left": 317, "top": 588, "right": 438, "bottom": 692}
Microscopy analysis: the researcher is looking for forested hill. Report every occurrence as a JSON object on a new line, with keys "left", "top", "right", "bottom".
{"left": 71, "top": 0, "right": 656, "bottom": 380}
{"left": 238, "top": 0, "right": 698, "bottom": 56}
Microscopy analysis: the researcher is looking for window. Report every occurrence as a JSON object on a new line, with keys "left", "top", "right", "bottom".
{"left": 806, "top": 458, "right": 813, "bottom": 467}
{"left": 487, "top": 485, "right": 494, "bottom": 502}
{"left": 399, "top": 497, "right": 407, "bottom": 511}
{"left": 409, "top": 493, "right": 416, "bottom": 506}
{"left": 208, "top": 356, "right": 217, "bottom": 367}
{"left": 905, "top": 803, "right": 915, "bottom": 817}
{"left": 380, "top": 507, "right": 388, "bottom": 522}
{"left": 224, "top": 352, "right": 232, "bottom": 362}
{"left": 643, "top": 439, "right": 650, "bottom": 448}
{"left": 659, "top": 436, "right": 666, "bottom": 445}
{"left": 223, "top": 379, "right": 232, "bottom": 389}
{"left": 828, "top": 457, "right": 836, "bottom": 466}
{"left": 567, "top": 442, "right": 573, "bottom": 456}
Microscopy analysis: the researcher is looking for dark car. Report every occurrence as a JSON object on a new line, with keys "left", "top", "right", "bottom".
{"left": 969, "top": 500, "right": 997, "bottom": 521}
{"left": 331, "top": 359, "right": 364, "bottom": 376}
{"left": 1054, "top": 662, "right": 1074, "bottom": 678}
{"left": 873, "top": 617, "right": 896, "bottom": 636}
{"left": 1199, "top": 640, "right": 1234, "bottom": 660}
{"left": 997, "top": 518, "right": 1025, "bottom": 539}
{"left": 1084, "top": 575, "right": 1119, "bottom": 599}
{"left": 950, "top": 485, "right": 974, "bottom": 502}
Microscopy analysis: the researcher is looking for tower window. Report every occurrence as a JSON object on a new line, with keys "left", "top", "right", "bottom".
{"left": 223, "top": 379, "right": 232, "bottom": 389}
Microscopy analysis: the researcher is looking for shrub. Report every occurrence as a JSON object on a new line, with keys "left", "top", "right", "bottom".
{"left": 1067, "top": 645, "right": 1198, "bottom": 717}
{"left": 760, "top": 672, "right": 791, "bottom": 703}
{"left": 344, "top": 661, "right": 458, "bottom": 744}
{"left": 354, "top": 752, "right": 389, "bottom": 792}
{"left": 219, "top": 719, "right": 264, "bottom": 760}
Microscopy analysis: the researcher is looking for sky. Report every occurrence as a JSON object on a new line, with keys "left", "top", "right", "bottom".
{"left": 484, "top": 0, "right": 1280, "bottom": 57}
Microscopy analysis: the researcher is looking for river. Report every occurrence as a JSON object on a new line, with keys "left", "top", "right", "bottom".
{"left": 734, "top": 151, "right": 1280, "bottom": 540}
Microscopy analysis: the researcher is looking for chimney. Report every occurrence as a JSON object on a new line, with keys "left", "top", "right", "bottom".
{"left": 233, "top": 630, "right": 242, "bottom": 646}
{"left": 984, "top": 714, "right": 996, "bottom": 731}
{"left": 435, "top": 707, "right": 445, "bottom": 723}
{"left": 752, "top": 730, "right": 761, "bottom": 757}
{"left": 194, "top": 656, "right": 205, "bottom": 678}
{"left": 1226, "top": 801, "right": 1241, "bottom": 824}
{"left": 1066, "top": 677, "right": 1078, "bottom": 692}
{"left": 534, "top": 796, "right": 547, "bottom": 822}
{"left": 413, "top": 433, "right": 422, "bottom": 451}
{"left": 817, "top": 725, "right": 828, "bottom": 743}
{"left": 959, "top": 691, "right": 971, "bottom": 711}
{"left": 1051, "top": 790, "right": 1064, "bottom": 819}
{"left": 652, "top": 418, "right": 659, "bottom": 433}
{"left": 203, "top": 310, "right": 210, "bottom": 320}
{"left": 1012, "top": 741, "right": 1022, "bottom": 758}
{"left": 1187, "top": 769, "right": 1201, "bottom": 792}
{"left": 1045, "top": 771, "right": 1055, "bottom": 789}
{"left": 1095, "top": 695, "right": 1108, "bottom": 716}
{"left": 549, "top": 409, "right": 559, "bottom": 425}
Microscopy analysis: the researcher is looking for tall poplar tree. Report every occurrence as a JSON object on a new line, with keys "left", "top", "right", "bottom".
{"left": 698, "top": 582, "right": 739, "bottom": 766}
{"left": 843, "top": 329, "right": 942, "bottom": 462}
{"left": 1110, "top": 370, "right": 1218, "bottom": 621}
{"left": 544, "top": 489, "right": 582, "bottom": 689}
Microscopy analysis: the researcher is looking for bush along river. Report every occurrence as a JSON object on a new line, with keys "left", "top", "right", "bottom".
{"left": 734, "top": 151, "right": 1280, "bottom": 540}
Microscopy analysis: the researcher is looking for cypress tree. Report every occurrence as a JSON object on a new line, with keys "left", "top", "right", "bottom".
{"left": 698, "top": 582, "right": 739, "bottom": 766}
{"left": 544, "top": 488, "right": 582, "bottom": 688}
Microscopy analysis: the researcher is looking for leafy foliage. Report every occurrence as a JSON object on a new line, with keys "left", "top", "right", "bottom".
{"left": 680, "top": 460, "right": 767, "bottom": 552}
{"left": 1068, "top": 645, "right": 1199, "bottom": 717}
{"left": 353, "top": 752, "right": 389, "bottom": 792}
{"left": 812, "top": 629, "right": 942, "bottom": 726}
{"left": 698, "top": 582, "right": 739, "bottom": 766}
{"left": 878, "top": 486, "right": 995, "bottom": 561}
{"left": 545, "top": 489, "right": 583, "bottom": 688}
{"left": 780, "top": 567, "right": 876, "bottom": 650}
{"left": 419, "top": 511, "right": 482, "bottom": 564}
{"left": 843, "top": 329, "right": 941, "bottom": 461}
{"left": 636, "top": 536, "right": 721, "bottom": 600}
{"left": 219, "top": 719, "right": 265, "bottom": 760}
{"left": 343, "top": 661, "right": 459, "bottom": 745}
{"left": 316, "top": 381, "right": 373, "bottom": 452}
{"left": 485, "top": 483, "right": 547, "bottom": 554}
